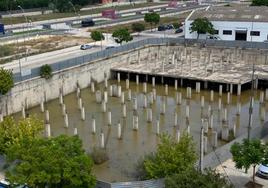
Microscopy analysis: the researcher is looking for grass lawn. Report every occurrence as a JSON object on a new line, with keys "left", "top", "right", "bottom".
{"left": 2, "top": 2, "right": 166, "bottom": 25}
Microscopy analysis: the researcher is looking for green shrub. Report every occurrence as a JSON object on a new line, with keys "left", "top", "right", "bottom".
{"left": 0, "top": 68, "right": 14, "bottom": 95}
{"left": 173, "top": 22, "right": 182, "bottom": 29}
{"left": 0, "top": 46, "right": 14, "bottom": 58}
{"left": 132, "top": 23, "right": 145, "bottom": 33}
{"left": 40, "top": 64, "right": 52, "bottom": 79}
{"left": 90, "top": 147, "right": 109, "bottom": 165}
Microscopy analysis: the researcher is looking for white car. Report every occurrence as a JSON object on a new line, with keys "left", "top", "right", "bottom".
{"left": 257, "top": 164, "right": 268, "bottom": 178}
{"left": 80, "top": 44, "right": 93, "bottom": 50}
{"left": 0, "top": 179, "right": 28, "bottom": 188}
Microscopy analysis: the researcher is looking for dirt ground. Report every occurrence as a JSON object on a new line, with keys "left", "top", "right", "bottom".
{"left": 0, "top": 35, "right": 91, "bottom": 64}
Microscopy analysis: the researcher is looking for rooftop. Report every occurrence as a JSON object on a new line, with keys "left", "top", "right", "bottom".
{"left": 188, "top": 6, "right": 268, "bottom": 22}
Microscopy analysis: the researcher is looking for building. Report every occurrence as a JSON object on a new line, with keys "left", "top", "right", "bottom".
{"left": 185, "top": 6, "right": 268, "bottom": 42}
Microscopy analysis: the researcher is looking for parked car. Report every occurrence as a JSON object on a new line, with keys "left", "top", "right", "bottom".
{"left": 105, "top": 46, "right": 115, "bottom": 50}
{"left": 257, "top": 164, "right": 268, "bottom": 178}
{"left": 0, "top": 179, "right": 28, "bottom": 188}
{"left": 81, "top": 18, "right": 95, "bottom": 27}
{"left": 158, "top": 25, "right": 166, "bottom": 31}
{"left": 0, "top": 180, "right": 8, "bottom": 188}
{"left": 165, "top": 24, "right": 174, "bottom": 30}
{"left": 80, "top": 44, "right": 93, "bottom": 50}
{"left": 175, "top": 28, "right": 183, "bottom": 33}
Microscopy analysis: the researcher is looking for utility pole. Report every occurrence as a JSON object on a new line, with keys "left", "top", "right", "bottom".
{"left": 17, "top": 5, "right": 29, "bottom": 79}
{"left": 247, "top": 62, "right": 255, "bottom": 140}
{"left": 199, "top": 126, "right": 204, "bottom": 172}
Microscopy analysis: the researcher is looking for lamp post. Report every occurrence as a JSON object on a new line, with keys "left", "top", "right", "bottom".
{"left": 247, "top": 61, "right": 255, "bottom": 141}
{"left": 17, "top": 5, "right": 29, "bottom": 78}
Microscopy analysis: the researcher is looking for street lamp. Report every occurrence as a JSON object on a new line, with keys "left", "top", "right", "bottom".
{"left": 17, "top": 5, "right": 29, "bottom": 78}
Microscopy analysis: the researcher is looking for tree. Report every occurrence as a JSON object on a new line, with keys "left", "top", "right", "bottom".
{"left": 165, "top": 168, "right": 233, "bottom": 188}
{"left": 144, "top": 12, "right": 160, "bottom": 31}
{"left": 231, "top": 139, "right": 265, "bottom": 185}
{"left": 0, "top": 116, "right": 44, "bottom": 154}
{"left": 131, "top": 23, "right": 145, "bottom": 34}
{"left": 90, "top": 31, "right": 105, "bottom": 48}
{"left": 0, "top": 68, "right": 14, "bottom": 95}
{"left": 140, "top": 132, "right": 197, "bottom": 179}
{"left": 40, "top": 64, "right": 53, "bottom": 79}
{"left": 190, "top": 17, "right": 215, "bottom": 39}
{"left": 112, "top": 28, "right": 133, "bottom": 45}
{"left": 6, "top": 135, "right": 96, "bottom": 188}
{"left": 251, "top": 0, "right": 268, "bottom": 6}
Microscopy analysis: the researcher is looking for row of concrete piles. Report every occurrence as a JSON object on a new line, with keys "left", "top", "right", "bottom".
{"left": 5, "top": 72, "right": 267, "bottom": 152}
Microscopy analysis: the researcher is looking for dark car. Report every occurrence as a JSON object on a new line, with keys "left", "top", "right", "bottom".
{"left": 165, "top": 24, "right": 174, "bottom": 30}
{"left": 175, "top": 28, "right": 183, "bottom": 33}
{"left": 105, "top": 46, "right": 115, "bottom": 50}
{"left": 158, "top": 25, "right": 166, "bottom": 31}
{"left": 81, "top": 18, "right": 95, "bottom": 27}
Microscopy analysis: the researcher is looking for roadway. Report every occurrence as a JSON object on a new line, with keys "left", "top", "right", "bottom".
{"left": 5, "top": 3, "right": 170, "bottom": 30}
{"left": 5, "top": 3, "right": 206, "bottom": 31}
{"left": 1, "top": 4, "right": 208, "bottom": 43}
{"left": 0, "top": 29, "right": 184, "bottom": 74}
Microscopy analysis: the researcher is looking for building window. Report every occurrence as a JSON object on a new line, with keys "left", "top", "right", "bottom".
{"left": 223, "top": 30, "right": 232, "bottom": 35}
{"left": 214, "top": 30, "right": 219, "bottom": 35}
{"left": 250, "top": 31, "right": 260, "bottom": 36}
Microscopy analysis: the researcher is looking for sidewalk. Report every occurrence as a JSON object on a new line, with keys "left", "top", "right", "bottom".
{"left": 216, "top": 159, "right": 268, "bottom": 188}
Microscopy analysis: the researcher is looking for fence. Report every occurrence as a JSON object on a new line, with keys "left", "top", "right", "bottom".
{"left": 12, "top": 38, "right": 268, "bottom": 84}
{"left": 96, "top": 179, "right": 164, "bottom": 188}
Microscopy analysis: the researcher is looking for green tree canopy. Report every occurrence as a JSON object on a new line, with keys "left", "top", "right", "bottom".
{"left": 90, "top": 31, "right": 105, "bottom": 42}
{"left": 251, "top": 0, "right": 268, "bottom": 6}
{"left": 0, "top": 68, "right": 14, "bottom": 95}
{"left": 0, "top": 116, "right": 43, "bottom": 154}
{"left": 231, "top": 139, "right": 265, "bottom": 185}
{"left": 6, "top": 135, "right": 96, "bottom": 188}
{"left": 0, "top": 0, "right": 101, "bottom": 12}
{"left": 141, "top": 132, "right": 197, "bottom": 179}
{"left": 144, "top": 12, "right": 160, "bottom": 31}
{"left": 112, "top": 28, "right": 133, "bottom": 45}
{"left": 165, "top": 168, "right": 233, "bottom": 188}
{"left": 190, "top": 17, "right": 215, "bottom": 39}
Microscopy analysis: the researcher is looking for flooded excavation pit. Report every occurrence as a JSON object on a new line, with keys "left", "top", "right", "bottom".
{"left": 9, "top": 44, "right": 268, "bottom": 182}
{"left": 12, "top": 78, "right": 267, "bottom": 182}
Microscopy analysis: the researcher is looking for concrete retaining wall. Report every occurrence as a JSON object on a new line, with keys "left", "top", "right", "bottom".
{"left": 0, "top": 45, "right": 157, "bottom": 116}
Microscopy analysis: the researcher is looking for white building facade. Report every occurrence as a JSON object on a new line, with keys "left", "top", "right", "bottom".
{"left": 185, "top": 7, "right": 268, "bottom": 42}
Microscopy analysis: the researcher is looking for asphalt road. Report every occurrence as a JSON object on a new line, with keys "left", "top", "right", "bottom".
{"left": 0, "top": 35, "right": 150, "bottom": 73}
{"left": 5, "top": 4, "right": 205, "bottom": 31}
{"left": 5, "top": 3, "right": 169, "bottom": 30}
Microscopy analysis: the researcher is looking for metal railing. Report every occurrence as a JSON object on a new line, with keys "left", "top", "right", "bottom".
{"left": 96, "top": 179, "right": 164, "bottom": 188}
{"left": 12, "top": 38, "right": 268, "bottom": 84}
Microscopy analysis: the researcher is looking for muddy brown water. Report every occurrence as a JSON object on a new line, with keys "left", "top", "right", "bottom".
{"left": 12, "top": 80, "right": 266, "bottom": 182}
